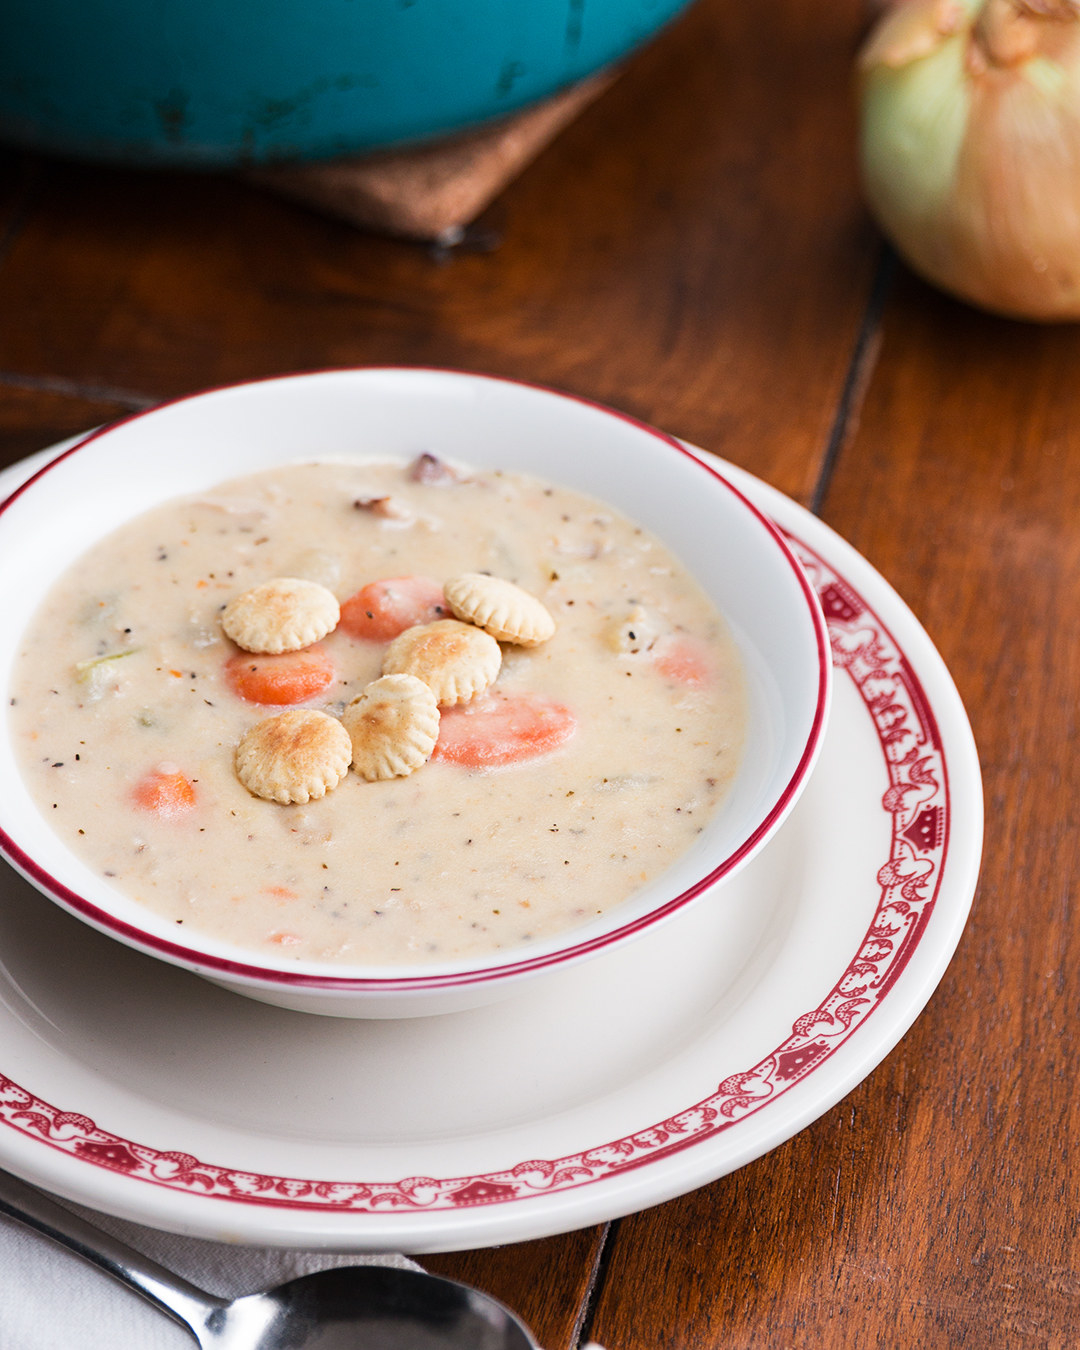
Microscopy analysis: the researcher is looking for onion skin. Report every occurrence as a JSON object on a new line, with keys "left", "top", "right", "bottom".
{"left": 858, "top": 0, "right": 1080, "bottom": 320}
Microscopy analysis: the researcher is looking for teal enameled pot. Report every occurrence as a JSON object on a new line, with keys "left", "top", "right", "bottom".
{"left": 1, "top": 0, "right": 693, "bottom": 168}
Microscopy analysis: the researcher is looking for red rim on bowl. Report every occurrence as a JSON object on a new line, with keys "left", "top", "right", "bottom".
{"left": 0, "top": 368, "right": 832, "bottom": 993}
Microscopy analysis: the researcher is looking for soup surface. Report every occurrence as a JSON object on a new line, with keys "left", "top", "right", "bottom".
{"left": 9, "top": 458, "right": 746, "bottom": 964}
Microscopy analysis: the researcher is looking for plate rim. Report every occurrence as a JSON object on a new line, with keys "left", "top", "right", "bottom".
{"left": 0, "top": 429, "right": 983, "bottom": 1252}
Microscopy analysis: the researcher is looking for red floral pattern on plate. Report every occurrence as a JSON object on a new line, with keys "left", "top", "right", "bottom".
{"left": 0, "top": 532, "right": 948, "bottom": 1213}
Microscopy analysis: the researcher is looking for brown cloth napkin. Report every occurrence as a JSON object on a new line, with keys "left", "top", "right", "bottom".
{"left": 247, "top": 74, "right": 612, "bottom": 243}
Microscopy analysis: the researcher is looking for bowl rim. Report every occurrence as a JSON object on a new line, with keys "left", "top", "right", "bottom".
{"left": 0, "top": 366, "right": 831, "bottom": 992}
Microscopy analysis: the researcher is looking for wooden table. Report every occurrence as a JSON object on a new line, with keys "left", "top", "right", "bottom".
{"left": 2, "top": 0, "right": 1073, "bottom": 1344}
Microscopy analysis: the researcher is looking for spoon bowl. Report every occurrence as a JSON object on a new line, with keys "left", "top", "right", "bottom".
{"left": 0, "top": 1167, "right": 537, "bottom": 1349}
{"left": 205, "top": 1265, "right": 537, "bottom": 1349}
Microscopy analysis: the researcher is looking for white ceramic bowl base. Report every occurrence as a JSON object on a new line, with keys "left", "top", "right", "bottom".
{"left": 0, "top": 371, "right": 830, "bottom": 1017}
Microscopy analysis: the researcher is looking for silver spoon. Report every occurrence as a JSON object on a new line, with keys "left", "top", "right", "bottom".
{"left": 0, "top": 1167, "right": 539, "bottom": 1348}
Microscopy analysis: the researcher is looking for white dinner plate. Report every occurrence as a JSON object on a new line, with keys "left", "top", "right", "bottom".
{"left": 0, "top": 436, "right": 982, "bottom": 1253}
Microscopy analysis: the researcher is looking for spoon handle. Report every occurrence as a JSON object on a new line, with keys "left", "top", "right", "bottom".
{"left": 0, "top": 1166, "right": 221, "bottom": 1343}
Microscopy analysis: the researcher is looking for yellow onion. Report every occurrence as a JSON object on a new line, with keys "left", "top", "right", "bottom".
{"left": 858, "top": 0, "right": 1080, "bottom": 320}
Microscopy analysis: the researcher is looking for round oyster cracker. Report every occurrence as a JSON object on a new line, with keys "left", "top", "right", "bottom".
{"left": 222, "top": 577, "right": 340, "bottom": 654}
{"left": 382, "top": 618, "right": 501, "bottom": 707}
{"left": 444, "top": 572, "right": 555, "bottom": 647}
{"left": 235, "top": 708, "right": 352, "bottom": 804}
{"left": 342, "top": 674, "right": 440, "bottom": 781}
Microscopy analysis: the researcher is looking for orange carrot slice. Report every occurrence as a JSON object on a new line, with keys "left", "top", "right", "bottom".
{"left": 267, "top": 930, "right": 303, "bottom": 946}
{"left": 652, "top": 636, "right": 711, "bottom": 688}
{"left": 433, "top": 688, "right": 576, "bottom": 767}
{"left": 131, "top": 767, "right": 197, "bottom": 817}
{"left": 225, "top": 646, "right": 335, "bottom": 705}
{"left": 339, "top": 577, "right": 447, "bottom": 642}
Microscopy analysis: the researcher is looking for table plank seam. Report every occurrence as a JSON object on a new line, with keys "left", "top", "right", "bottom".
{"left": 0, "top": 155, "right": 45, "bottom": 281}
{"left": 573, "top": 1219, "right": 617, "bottom": 1349}
{"left": 0, "top": 370, "right": 157, "bottom": 412}
{"left": 809, "top": 244, "right": 896, "bottom": 518}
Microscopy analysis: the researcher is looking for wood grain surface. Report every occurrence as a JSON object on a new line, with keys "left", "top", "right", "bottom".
{"left": 1, "top": 0, "right": 1071, "bottom": 1343}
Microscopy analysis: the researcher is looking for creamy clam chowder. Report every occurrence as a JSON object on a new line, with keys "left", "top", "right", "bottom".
{"left": 9, "top": 458, "right": 746, "bottom": 965}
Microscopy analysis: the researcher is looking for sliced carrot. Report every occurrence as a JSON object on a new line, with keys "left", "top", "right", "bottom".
{"left": 131, "top": 767, "right": 196, "bottom": 817}
{"left": 225, "top": 645, "right": 335, "bottom": 705}
{"left": 267, "top": 930, "right": 302, "bottom": 946}
{"left": 338, "top": 576, "right": 447, "bottom": 642}
{"left": 433, "top": 688, "right": 576, "bottom": 768}
{"left": 652, "top": 636, "right": 711, "bottom": 688}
